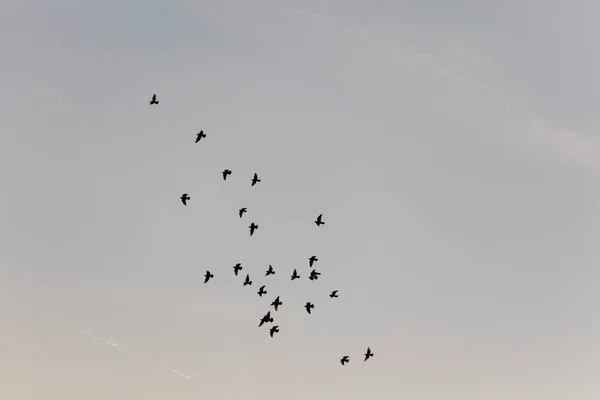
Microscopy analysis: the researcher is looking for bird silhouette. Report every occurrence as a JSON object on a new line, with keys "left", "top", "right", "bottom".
{"left": 149, "top": 94, "right": 159, "bottom": 105}
{"left": 291, "top": 269, "right": 300, "bottom": 280}
{"left": 269, "top": 325, "right": 279, "bottom": 338}
{"left": 239, "top": 208, "right": 247, "bottom": 218}
{"left": 340, "top": 356, "right": 350, "bottom": 366}
{"left": 258, "top": 311, "right": 273, "bottom": 327}
{"left": 249, "top": 223, "right": 258, "bottom": 236}
{"left": 233, "top": 263, "right": 242, "bottom": 276}
{"left": 195, "top": 130, "right": 206, "bottom": 143}
{"left": 204, "top": 271, "right": 214, "bottom": 284}
{"left": 315, "top": 213, "right": 324, "bottom": 226}
{"left": 222, "top": 169, "right": 232, "bottom": 181}
{"left": 304, "top": 302, "right": 314, "bottom": 314}
{"left": 329, "top": 290, "right": 339, "bottom": 298}
{"left": 243, "top": 274, "right": 252, "bottom": 286}
{"left": 308, "top": 255, "right": 318, "bottom": 267}
{"left": 309, "top": 270, "right": 321, "bottom": 281}
{"left": 258, "top": 285, "right": 267, "bottom": 297}
{"left": 180, "top": 193, "right": 190, "bottom": 206}
{"left": 251, "top": 173, "right": 261, "bottom": 186}
{"left": 364, "top": 347, "right": 374, "bottom": 361}
{"left": 265, "top": 265, "right": 275, "bottom": 276}
{"left": 271, "top": 296, "right": 282, "bottom": 311}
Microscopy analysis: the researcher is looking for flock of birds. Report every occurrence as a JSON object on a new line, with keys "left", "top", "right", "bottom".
{"left": 151, "top": 93, "right": 374, "bottom": 366}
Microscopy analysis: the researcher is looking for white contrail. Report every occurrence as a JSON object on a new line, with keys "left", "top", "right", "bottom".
{"left": 0, "top": 294, "right": 195, "bottom": 381}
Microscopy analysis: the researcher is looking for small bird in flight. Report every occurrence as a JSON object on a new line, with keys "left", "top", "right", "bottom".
{"left": 258, "top": 311, "right": 273, "bottom": 327}
{"left": 265, "top": 265, "right": 275, "bottom": 276}
{"left": 195, "top": 130, "right": 206, "bottom": 143}
{"left": 340, "top": 356, "right": 350, "bottom": 366}
{"left": 233, "top": 263, "right": 242, "bottom": 276}
{"left": 309, "top": 270, "right": 321, "bottom": 281}
{"left": 269, "top": 325, "right": 279, "bottom": 338}
{"left": 304, "top": 302, "right": 314, "bottom": 314}
{"left": 249, "top": 223, "right": 258, "bottom": 236}
{"left": 364, "top": 347, "right": 374, "bottom": 361}
{"left": 251, "top": 173, "right": 261, "bottom": 186}
{"left": 258, "top": 285, "right": 267, "bottom": 297}
{"left": 180, "top": 193, "right": 190, "bottom": 206}
{"left": 329, "top": 290, "right": 339, "bottom": 298}
{"left": 222, "top": 169, "right": 232, "bottom": 181}
{"left": 243, "top": 274, "right": 252, "bottom": 286}
{"left": 309, "top": 255, "right": 318, "bottom": 268}
{"left": 149, "top": 94, "right": 159, "bottom": 105}
{"left": 239, "top": 208, "right": 247, "bottom": 218}
{"left": 204, "top": 271, "right": 214, "bottom": 284}
{"left": 315, "top": 213, "right": 324, "bottom": 226}
{"left": 291, "top": 269, "right": 300, "bottom": 280}
{"left": 271, "top": 296, "right": 282, "bottom": 311}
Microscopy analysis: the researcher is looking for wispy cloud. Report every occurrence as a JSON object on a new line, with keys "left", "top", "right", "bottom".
{"left": 0, "top": 294, "right": 194, "bottom": 381}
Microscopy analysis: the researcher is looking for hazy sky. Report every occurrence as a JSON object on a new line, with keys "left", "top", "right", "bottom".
{"left": 1, "top": 0, "right": 599, "bottom": 399}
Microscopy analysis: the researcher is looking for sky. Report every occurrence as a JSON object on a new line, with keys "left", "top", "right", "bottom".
{"left": 1, "top": 0, "right": 599, "bottom": 399}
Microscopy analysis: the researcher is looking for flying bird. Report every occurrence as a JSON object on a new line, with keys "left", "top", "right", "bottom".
{"left": 309, "top": 270, "right": 321, "bottom": 281}
{"left": 271, "top": 296, "right": 282, "bottom": 311}
{"left": 204, "top": 271, "right": 214, "bottom": 284}
{"left": 149, "top": 94, "right": 159, "bottom": 105}
{"left": 258, "top": 311, "right": 273, "bottom": 327}
{"left": 222, "top": 169, "right": 232, "bottom": 181}
{"left": 269, "top": 325, "right": 279, "bottom": 338}
{"left": 249, "top": 223, "right": 258, "bottom": 236}
{"left": 251, "top": 173, "right": 261, "bottom": 186}
{"left": 314, "top": 214, "right": 324, "bottom": 226}
{"left": 304, "top": 302, "right": 314, "bottom": 314}
{"left": 233, "top": 263, "right": 242, "bottom": 276}
{"left": 291, "top": 269, "right": 300, "bottom": 280}
{"left": 180, "top": 193, "right": 190, "bottom": 206}
{"left": 258, "top": 285, "right": 267, "bottom": 297}
{"left": 195, "top": 130, "right": 206, "bottom": 143}
{"left": 239, "top": 208, "right": 247, "bottom": 218}
{"left": 243, "top": 274, "right": 252, "bottom": 286}
{"left": 364, "top": 347, "right": 374, "bottom": 361}
{"left": 329, "top": 290, "right": 339, "bottom": 298}
{"left": 340, "top": 356, "right": 350, "bottom": 366}
{"left": 265, "top": 265, "right": 275, "bottom": 276}
{"left": 309, "top": 255, "right": 318, "bottom": 267}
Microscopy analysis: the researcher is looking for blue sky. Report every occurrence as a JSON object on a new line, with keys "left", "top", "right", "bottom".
{"left": 1, "top": 1, "right": 599, "bottom": 399}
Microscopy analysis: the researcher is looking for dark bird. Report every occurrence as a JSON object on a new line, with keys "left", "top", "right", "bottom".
{"left": 340, "top": 356, "right": 350, "bottom": 366}
{"left": 265, "top": 265, "right": 275, "bottom": 276}
{"left": 329, "top": 290, "right": 339, "bottom": 298}
{"left": 239, "top": 208, "right": 247, "bottom": 218}
{"left": 195, "top": 130, "right": 206, "bottom": 143}
{"left": 304, "top": 302, "right": 314, "bottom": 314}
{"left": 271, "top": 296, "right": 282, "bottom": 311}
{"left": 258, "top": 311, "right": 273, "bottom": 327}
{"left": 233, "top": 263, "right": 242, "bottom": 276}
{"left": 364, "top": 347, "right": 374, "bottom": 361}
{"left": 204, "top": 271, "right": 214, "bottom": 284}
{"left": 258, "top": 285, "right": 267, "bottom": 297}
{"left": 291, "top": 269, "right": 300, "bottom": 280}
{"left": 149, "top": 94, "right": 159, "bottom": 105}
{"left": 309, "top": 270, "right": 321, "bottom": 281}
{"left": 249, "top": 223, "right": 258, "bottom": 236}
{"left": 309, "top": 255, "right": 318, "bottom": 268}
{"left": 251, "top": 173, "right": 261, "bottom": 186}
{"left": 243, "top": 274, "right": 252, "bottom": 286}
{"left": 315, "top": 214, "right": 324, "bottom": 226}
{"left": 180, "top": 193, "right": 190, "bottom": 206}
{"left": 222, "top": 169, "right": 232, "bottom": 181}
{"left": 269, "top": 325, "right": 279, "bottom": 338}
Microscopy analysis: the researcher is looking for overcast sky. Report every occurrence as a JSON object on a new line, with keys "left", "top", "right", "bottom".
{"left": 1, "top": 0, "right": 599, "bottom": 399}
